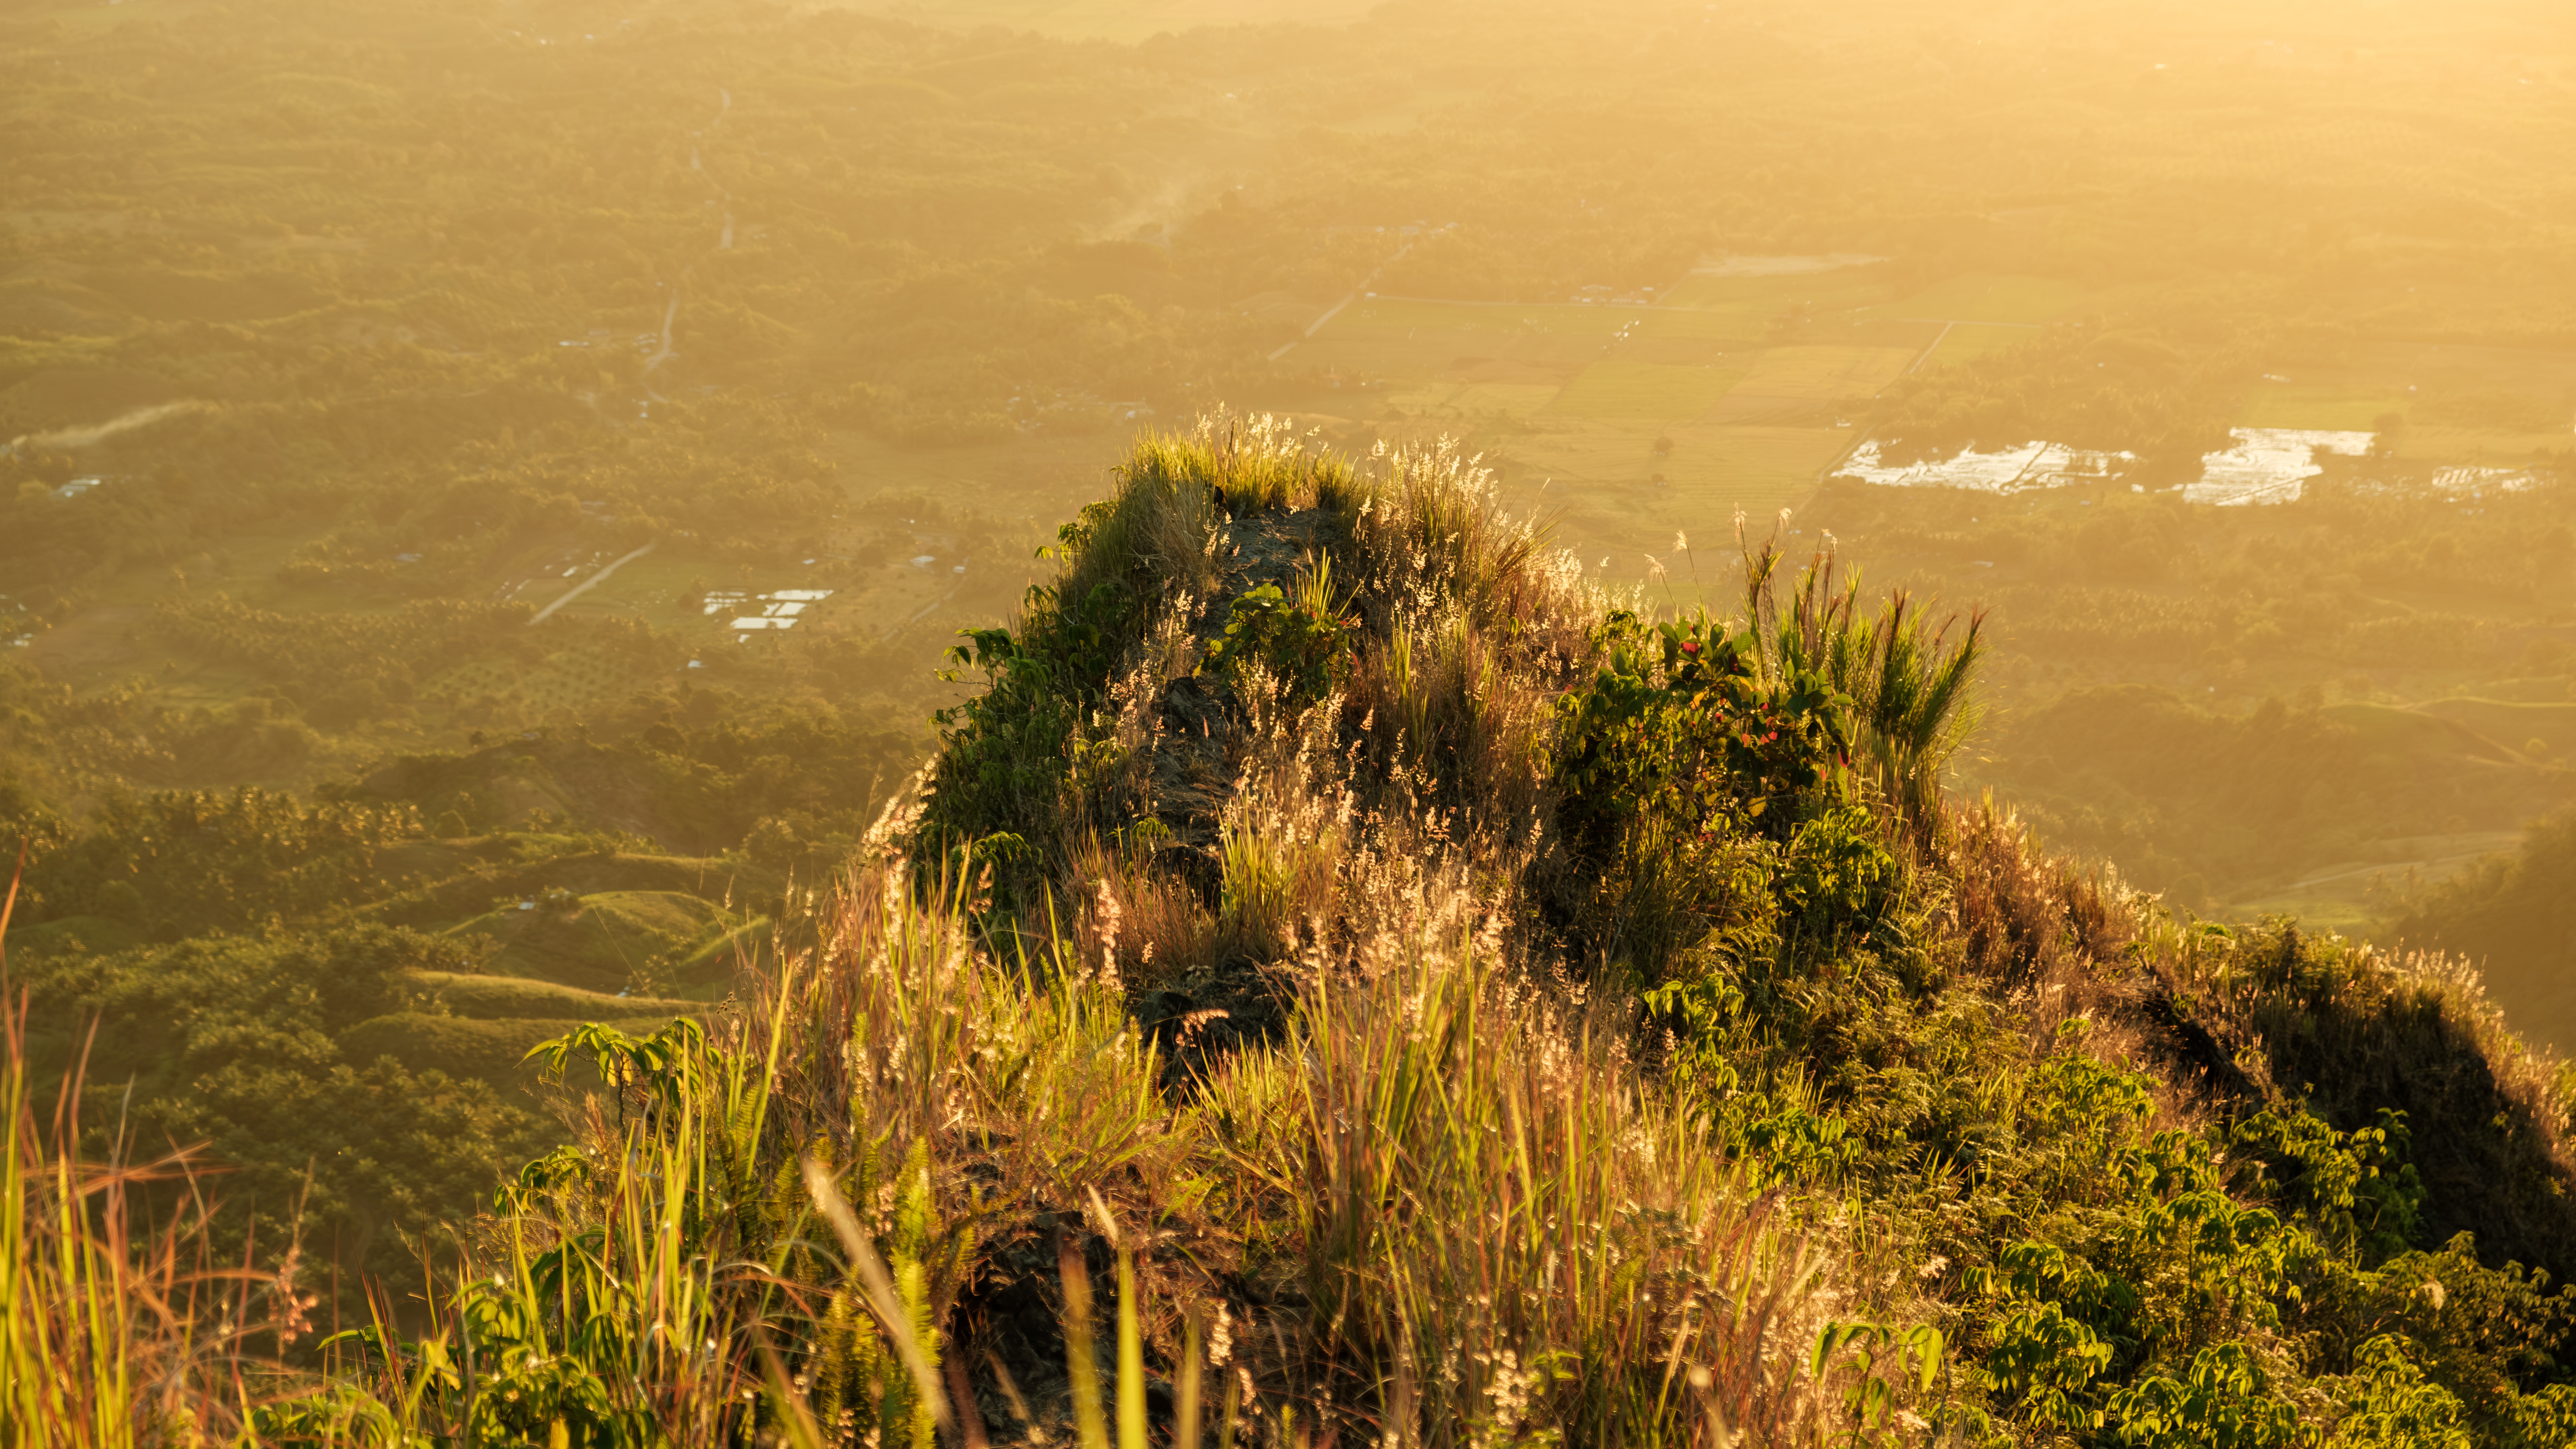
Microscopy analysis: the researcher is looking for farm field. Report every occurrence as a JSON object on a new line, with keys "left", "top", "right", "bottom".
{"left": 1656, "top": 265, "right": 1897, "bottom": 319}
{"left": 1548, "top": 360, "right": 1750, "bottom": 420}
{"left": 842, "top": 0, "right": 1374, "bottom": 39}
{"left": 1275, "top": 263, "right": 1925, "bottom": 576}
{"left": 2229, "top": 830, "right": 2523, "bottom": 938}
{"left": 1707, "top": 344, "right": 1918, "bottom": 424}
{"left": 1852, "top": 273, "right": 2099, "bottom": 326}
{"left": 1917, "top": 321, "right": 2042, "bottom": 369}
{"left": 2235, "top": 341, "right": 2576, "bottom": 458}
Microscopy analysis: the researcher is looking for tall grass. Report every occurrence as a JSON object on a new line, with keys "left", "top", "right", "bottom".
{"left": 1292, "top": 924, "right": 1854, "bottom": 1445}
{"left": 278, "top": 862, "right": 1192, "bottom": 1444}
{"left": 244, "top": 826, "right": 1898, "bottom": 1442}
{"left": 1065, "top": 412, "right": 1362, "bottom": 612}
{"left": 1740, "top": 537, "right": 1984, "bottom": 828}
{"left": 1345, "top": 435, "right": 1574, "bottom": 639}
{"left": 0, "top": 1008, "right": 295, "bottom": 1446}
{"left": 3, "top": 850, "right": 312, "bottom": 1446}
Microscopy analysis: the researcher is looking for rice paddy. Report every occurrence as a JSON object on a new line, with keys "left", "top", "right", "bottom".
{"left": 1853, "top": 272, "right": 2096, "bottom": 326}
{"left": 2234, "top": 341, "right": 2576, "bottom": 463}
{"left": 1710, "top": 344, "right": 1918, "bottom": 420}
{"left": 1545, "top": 360, "right": 1750, "bottom": 419}
{"left": 1917, "top": 321, "right": 2041, "bottom": 369}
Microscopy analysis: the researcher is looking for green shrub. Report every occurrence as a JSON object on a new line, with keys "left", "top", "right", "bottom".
{"left": 1200, "top": 553, "right": 1353, "bottom": 703}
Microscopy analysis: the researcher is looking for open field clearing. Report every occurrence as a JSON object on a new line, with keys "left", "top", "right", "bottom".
{"left": 2419, "top": 697, "right": 2576, "bottom": 758}
{"left": 1852, "top": 272, "right": 2096, "bottom": 325}
{"left": 844, "top": 0, "right": 1374, "bottom": 39}
{"left": 2229, "top": 829, "right": 2523, "bottom": 936}
{"left": 1918, "top": 320, "right": 2041, "bottom": 369}
{"left": 533, "top": 548, "right": 709, "bottom": 624}
{"left": 2404, "top": 340, "right": 2576, "bottom": 396}
{"left": 1707, "top": 343, "right": 1917, "bottom": 421}
{"left": 1295, "top": 335, "right": 1506, "bottom": 380}
{"left": 445, "top": 886, "right": 741, "bottom": 991}
{"left": 1502, "top": 419, "right": 1850, "bottom": 524}
{"left": 1727, "top": 344, "right": 1919, "bottom": 397}
{"left": 406, "top": 970, "right": 703, "bottom": 1021}
{"left": 1606, "top": 331, "right": 1753, "bottom": 365}
{"left": 1546, "top": 360, "right": 1749, "bottom": 419}
{"left": 1379, "top": 379, "right": 1562, "bottom": 419}
{"left": 1657, "top": 265, "right": 1895, "bottom": 315}
{"left": 1653, "top": 283, "right": 1894, "bottom": 341}
{"left": 1621, "top": 305, "right": 1769, "bottom": 343}
{"left": 2240, "top": 341, "right": 2576, "bottom": 457}
{"left": 2238, "top": 381, "right": 2413, "bottom": 431}
{"left": 2395, "top": 425, "right": 2573, "bottom": 461}
{"left": 1665, "top": 425, "right": 1861, "bottom": 509}
{"left": 1691, "top": 252, "right": 1891, "bottom": 277}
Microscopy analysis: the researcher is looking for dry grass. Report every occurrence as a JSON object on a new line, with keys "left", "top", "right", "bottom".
{"left": 1291, "top": 902, "right": 1866, "bottom": 1447}
{"left": 0, "top": 1012, "right": 310, "bottom": 1446}
{"left": 1, "top": 855, "right": 317, "bottom": 1445}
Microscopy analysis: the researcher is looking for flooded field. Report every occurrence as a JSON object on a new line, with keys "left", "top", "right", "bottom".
{"left": 703, "top": 588, "right": 836, "bottom": 639}
{"left": 2185, "top": 428, "right": 2375, "bottom": 506}
{"left": 1832, "top": 438, "right": 2134, "bottom": 492}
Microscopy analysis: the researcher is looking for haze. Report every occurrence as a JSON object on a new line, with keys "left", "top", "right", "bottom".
{"left": 13, "top": 0, "right": 2576, "bottom": 1438}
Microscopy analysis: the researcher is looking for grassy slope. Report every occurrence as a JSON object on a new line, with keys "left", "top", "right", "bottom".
{"left": 747, "top": 430, "right": 2576, "bottom": 1441}
{"left": 905, "top": 429, "right": 2576, "bottom": 1447}
{"left": 21, "top": 426, "right": 2576, "bottom": 1444}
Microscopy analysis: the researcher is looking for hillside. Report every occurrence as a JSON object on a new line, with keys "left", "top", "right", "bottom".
{"left": 6, "top": 0, "right": 2576, "bottom": 1437}
{"left": 2387, "top": 812, "right": 2576, "bottom": 1067}
{"left": 19, "top": 426, "right": 2576, "bottom": 1446}
{"left": 0, "top": 697, "right": 918, "bottom": 1293}
{"left": 5, "top": 0, "right": 2573, "bottom": 971}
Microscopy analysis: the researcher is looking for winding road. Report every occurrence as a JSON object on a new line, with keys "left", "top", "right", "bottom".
{"left": 641, "top": 88, "right": 736, "bottom": 404}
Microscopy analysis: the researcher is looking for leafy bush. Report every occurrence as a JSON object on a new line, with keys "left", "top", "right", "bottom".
{"left": 1200, "top": 553, "right": 1353, "bottom": 703}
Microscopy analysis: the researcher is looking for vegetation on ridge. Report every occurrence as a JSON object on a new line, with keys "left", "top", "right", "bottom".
{"left": 11, "top": 424, "right": 2576, "bottom": 1448}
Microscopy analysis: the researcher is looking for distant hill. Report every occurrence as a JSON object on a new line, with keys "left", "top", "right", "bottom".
{"left": 1975, "top": 685, "right": 2576, "bottom": 921}
{"left": 2387, "top": 810, "right": 2576, "bottom": 1058}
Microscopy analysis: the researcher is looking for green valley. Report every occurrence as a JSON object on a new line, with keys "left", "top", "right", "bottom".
{"left": 5, "top": 0, "right": 2576, "bottom": 1442}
